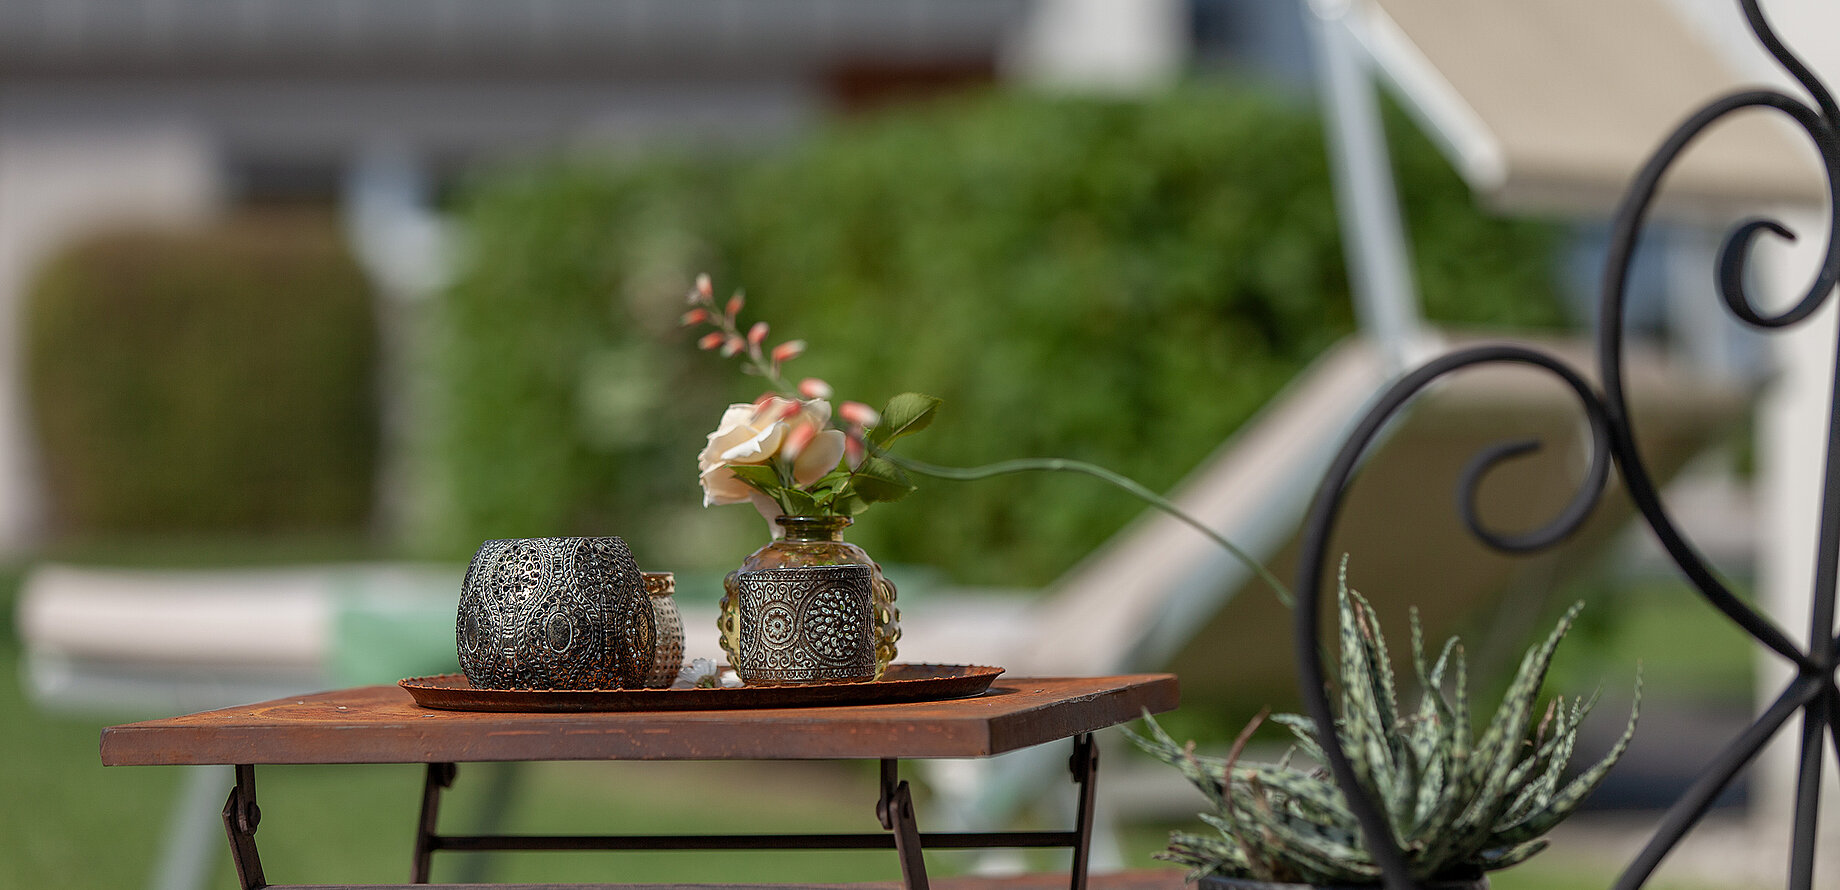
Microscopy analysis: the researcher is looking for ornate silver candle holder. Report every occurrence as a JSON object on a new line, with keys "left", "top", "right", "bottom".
{"left": 456, "top": 536, "right": 655, "bottom": 689}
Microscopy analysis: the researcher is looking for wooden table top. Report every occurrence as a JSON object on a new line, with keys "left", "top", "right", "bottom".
{"left": 101, "top": 674, "right": 1178, "bottom": 766}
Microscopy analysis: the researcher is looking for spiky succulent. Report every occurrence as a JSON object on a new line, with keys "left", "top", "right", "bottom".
{"left": 1131, "top": 560, "right": 1640, "bottom": 884}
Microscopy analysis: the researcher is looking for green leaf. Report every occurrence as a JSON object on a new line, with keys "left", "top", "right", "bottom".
{"left": 850, "top": 456, "right": 916, "bottom": 503}
{"left": 778, "top": 488, "right": 820, "bottom": 516}
{"left": 867, "top": 392, "right": 941, "bottom": 447}
{"left": 805, "top": 467, "right": 854, "bottom": 510}
{"left": 805, "top": 466, "right": 852, "bottom": 495}
{"left": 724, "top": 463, "right": 780, "bottom": 489}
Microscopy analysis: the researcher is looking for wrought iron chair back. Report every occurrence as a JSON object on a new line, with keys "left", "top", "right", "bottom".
{"left": 1288, "top": 1, "right": 1840, "bottom": 888}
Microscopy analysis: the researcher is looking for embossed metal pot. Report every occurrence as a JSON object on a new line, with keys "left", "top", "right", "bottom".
{"left": 642, "top": 572, "right": 684, "bottom": 688}
{"left": 731, "top": 564, "right": 875, "bottom": 684}
{"left": 456, "top": 537, "right": 655, "bottom": 689}
{"left": 718, "top": 515, "right": 899, "bottom": 680}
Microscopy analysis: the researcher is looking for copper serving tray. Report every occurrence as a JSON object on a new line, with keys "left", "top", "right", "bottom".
{"left": 399, "top": 663, "right": 1004, "bottom": 712}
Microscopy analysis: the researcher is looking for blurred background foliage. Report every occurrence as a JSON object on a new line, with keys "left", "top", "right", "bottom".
{"left": 433, "top": 83, "right": 1564, "bottom": 586}
{"left": 24, "top": 210, "right": 379, "bottom": 538}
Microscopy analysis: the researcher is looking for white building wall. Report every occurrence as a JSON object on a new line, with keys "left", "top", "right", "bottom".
{"left": 1002, "top": 0, "right": 1189, "bottom": 92}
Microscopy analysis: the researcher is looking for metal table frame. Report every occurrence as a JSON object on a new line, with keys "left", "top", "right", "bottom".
{"left": 219, "top": 739, "right": 1099, "bottom": 890}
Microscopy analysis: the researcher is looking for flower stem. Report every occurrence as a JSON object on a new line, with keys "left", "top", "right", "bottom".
{"left": 886, "top": 454, "right": 1293, "bottom": 607}
{"left": 688, "top": 284, "right": 795, "bottom": 394}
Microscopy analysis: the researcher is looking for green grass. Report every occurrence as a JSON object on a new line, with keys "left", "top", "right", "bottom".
{"left": 2, "top": 614, "right": 186, "bottom": 889}
{"left": 1488, "top": 861, "right": 1734, "bottom": 890}
{"left": 1541, "top": 577, "right": 1759, "bottom": 705}
{"left": 1120, "top": 822, "right": 1742, "bottom": 890}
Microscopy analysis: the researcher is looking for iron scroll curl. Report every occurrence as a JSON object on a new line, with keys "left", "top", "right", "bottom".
{"left": 1289, "top": 1, "right": 1840, "bottom": 887}
{"left": 1596, "top": 85, "right": 1838, "bottom": 669}
{"left": 1290, "top": 346, "right": 1614, "bottom": 888}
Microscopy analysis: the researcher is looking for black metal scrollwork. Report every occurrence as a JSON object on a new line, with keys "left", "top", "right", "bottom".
{"left": 1290, "top": 2, "right": 1840, "bottom": 888}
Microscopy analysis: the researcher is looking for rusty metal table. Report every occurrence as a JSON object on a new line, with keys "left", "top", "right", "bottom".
{"left": 101, "top": 673, "right": 1179, "bottom": 890}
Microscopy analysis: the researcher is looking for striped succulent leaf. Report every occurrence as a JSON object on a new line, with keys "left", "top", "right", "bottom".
{"left": 1270, "top": 713, "right": 1328, "bottom": 764}
{"left": 1476, "top": 838, "right": 1549, "bottom": 870}
{"left": 1491, "top": 672, "right": 1642, "bottom": 846}
{"left": 1408, "top": 751, "right": 1448, "bottom": 839}
{"left": 1340, "top": 577, "right": 1406, "bottom": 817}
{"left": 1162, "top": 829, "right": 1249, "bottom": 874}
{"left": 1423, "top": 602, "right": 1586, "bottom": 866}
{"left": 1501, "top": 690, "right": 1596, "bottom": 825}
{"left": 1129, "top": 560, "right": 1639, "bottom": 885}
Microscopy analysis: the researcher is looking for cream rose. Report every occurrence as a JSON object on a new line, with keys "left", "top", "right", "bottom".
{"left": 696, "top": 397, "right": 837, "bottom": 507}
{"left": 790, "top": 429, "right": 847, "bottom": 486}
{"left": 697, "top": 402, "right": 781, "bottom": 506}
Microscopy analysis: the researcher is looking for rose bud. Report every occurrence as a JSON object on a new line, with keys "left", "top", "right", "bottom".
{"left": 696, "top": 273, "right": 714, "bottom": 298}
{"left": 781, "top": 421, "right": 819, "bottom": 460}
{"left": 721, "top": 336, "right": 745, "bottom": 357}
{"left": 748, "top": 321, "right": 769, "bottom": 345}
{"left": 839, "top": 401, "right": 881, "bottom": 427}
{"left": 681, "top": 308, "right": 710, "bottom": 326}
{"left": 771, "top": 340, "right": 806, "bottom": 362}
{"left": 697, "top": 332, "right": 725, "bottom": 351}
{"left": 798, "top": 378, "right": 833, "bottom": 399}
{"left": 757, "top": 397, "right": 798, "bottom": 422}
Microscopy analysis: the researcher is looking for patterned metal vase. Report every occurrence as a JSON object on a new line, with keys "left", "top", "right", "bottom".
{"left": 719, "top": 515, "right": 900, "bottom": 681}
{"left": 732, "top": 564, "right": 875, "bottom": 685}
{"left": 456, "top": 537, "right": 655, "bottom": 690}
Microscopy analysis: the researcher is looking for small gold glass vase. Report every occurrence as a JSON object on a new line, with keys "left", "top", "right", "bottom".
{"left": 719, "top": 515, "right": 900, "bottom": 681}
{"left": 642, "top": 572, "right": 685, "bottom": 688}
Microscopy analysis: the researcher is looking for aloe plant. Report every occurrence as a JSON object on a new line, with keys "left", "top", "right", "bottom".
{"left": 1131, "top": 560, "right": 1640, "bottom": 884}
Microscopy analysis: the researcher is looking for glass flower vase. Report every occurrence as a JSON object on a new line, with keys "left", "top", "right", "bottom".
{"left": 720, "top": 515, "right": 900, "bottom": 681}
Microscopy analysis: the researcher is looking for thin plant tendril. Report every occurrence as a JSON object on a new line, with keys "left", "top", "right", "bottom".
{"left": 887, "top": 454, "right": 1294, "bottom": 607}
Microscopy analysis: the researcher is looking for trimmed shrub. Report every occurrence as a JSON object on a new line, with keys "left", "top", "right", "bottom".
{"left": 435, "top": 84, "right": 1563, "bottom": 585}
{"left": 25, "top": 210, "right": 380, "bottom": 535}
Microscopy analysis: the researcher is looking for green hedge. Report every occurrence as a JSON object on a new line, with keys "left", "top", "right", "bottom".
{"left": 434, "top": 84, "right": 1564, "bottom": 586}
{"left": 25, "top": 211, "right": 380, "bottom": 535}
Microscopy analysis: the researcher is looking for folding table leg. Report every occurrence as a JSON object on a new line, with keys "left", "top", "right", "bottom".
{"left": 1067, "top": 734, "right": 1098, "bottom": 890}
{"left": 877, "top": 759, "right": 930, "bottom": 890}
{"left": 221, "top": 764, "right": 267, "bottom": 890}
{"left": 411, "top": 762, "right": 458, "bottom": 883}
